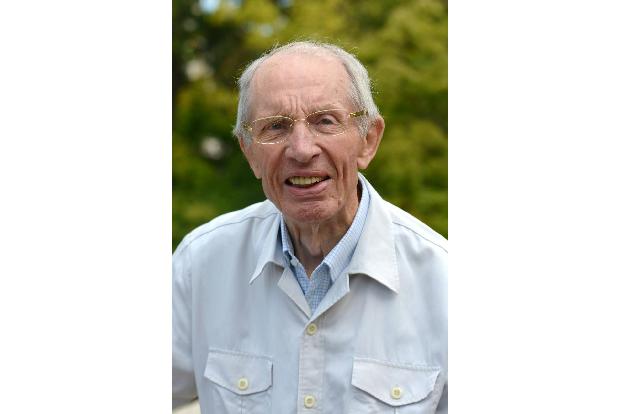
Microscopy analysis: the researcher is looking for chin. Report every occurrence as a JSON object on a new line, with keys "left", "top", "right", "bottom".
{"left": 282, "top": 203, "right": 334, "bottom": 225}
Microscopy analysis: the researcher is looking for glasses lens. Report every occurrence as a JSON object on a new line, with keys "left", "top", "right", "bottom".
{"left": 253, "top": 116, "right": 293, "bottom": 143}
{"left": 306, "top": 109, "right": 348, "bottom": 136}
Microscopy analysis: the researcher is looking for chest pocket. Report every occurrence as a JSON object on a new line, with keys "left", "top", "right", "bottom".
{"left": 203, "top": 350, "right": 272, "bottom": 414}
{"left": 350, "top": 357, "right": 442, "bottom": 413}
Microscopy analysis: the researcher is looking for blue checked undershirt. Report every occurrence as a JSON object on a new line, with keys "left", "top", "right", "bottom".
{"left": 280, "top": 174, "right": 370, "bottom": 314}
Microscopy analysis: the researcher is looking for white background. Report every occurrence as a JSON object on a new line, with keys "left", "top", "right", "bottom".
{"left": 1, "top": 0, "right": 620, "bottom": 412}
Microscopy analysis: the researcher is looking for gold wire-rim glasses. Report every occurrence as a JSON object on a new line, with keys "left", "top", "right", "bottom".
{"left": 242, "top": 108, "right": 368, "bottom": 145}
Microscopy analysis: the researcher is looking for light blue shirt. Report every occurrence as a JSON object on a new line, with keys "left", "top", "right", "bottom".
{"left": 172, "top": 176, "right": 448, "bottom": 413}
{"left": 280, "top": 174, "right": 370, "bottom": 314}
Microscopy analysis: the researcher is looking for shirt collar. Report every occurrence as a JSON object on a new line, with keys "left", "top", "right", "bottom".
{"left": 248, "top": 208, "right": 285, "bottom": 284}
{"left": 249, "top": 175, "right": 400, "bottom": 293}
{"left": 346, "top": 175, "right": 400, "bottom": 292}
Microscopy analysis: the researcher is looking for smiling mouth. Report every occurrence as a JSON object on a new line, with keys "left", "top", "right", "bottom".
{"left": 286, "top": 176, "right": 329, "bottom": 188}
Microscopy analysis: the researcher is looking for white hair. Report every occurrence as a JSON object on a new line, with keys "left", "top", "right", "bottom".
{"left": 233, "top": 41, "right": 380, "bottom": 145}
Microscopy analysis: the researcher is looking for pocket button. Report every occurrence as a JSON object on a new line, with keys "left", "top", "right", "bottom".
{"left": 237, "top": 377, "right": 249, "bottom": 391}
{"left": 390, "top": 386, "right": 403, "bottom": 400}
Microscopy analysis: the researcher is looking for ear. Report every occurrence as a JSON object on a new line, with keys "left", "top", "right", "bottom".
{"left": 357, "top": 115, "right": 385, "bottom": 170}
{"left": 238, "top": 136, "right": 262, "bottom": 179}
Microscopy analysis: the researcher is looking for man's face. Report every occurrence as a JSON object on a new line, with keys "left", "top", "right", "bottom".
{"left": 240, "top": 52, "right": 383, "bottom": 228}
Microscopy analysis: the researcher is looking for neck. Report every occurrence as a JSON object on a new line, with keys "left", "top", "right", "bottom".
{"left": 285, "top": 219, "right": 349, "bottom": 277}
{"left": 285, "top": 184, "right": 362, "bottom": 277}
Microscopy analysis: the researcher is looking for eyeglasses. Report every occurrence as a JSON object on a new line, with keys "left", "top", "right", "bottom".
{"left": 242, "top": 108, "right": 368, "bottom": 145}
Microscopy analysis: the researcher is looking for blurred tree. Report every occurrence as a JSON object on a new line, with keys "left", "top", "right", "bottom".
{"left": 172, "top": 0, "right": 447, "bottom": 249}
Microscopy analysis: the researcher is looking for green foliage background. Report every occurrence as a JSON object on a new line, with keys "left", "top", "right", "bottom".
{"left": 173, "top": 0, "right": 447, "bottom": 249}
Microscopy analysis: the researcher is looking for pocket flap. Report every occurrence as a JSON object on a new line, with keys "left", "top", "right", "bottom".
{"left": 204, "top": 350, "right": 273, "bottom": 395}
{"left": 352, "top": 357, "right": 440, "bottom": 406}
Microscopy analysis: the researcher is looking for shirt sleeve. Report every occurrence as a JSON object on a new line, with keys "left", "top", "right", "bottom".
{"left": 172, "top": 239, "right": 198, "bottom": 408}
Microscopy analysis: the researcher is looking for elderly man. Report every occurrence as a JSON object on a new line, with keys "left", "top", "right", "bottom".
{"left": 173, "top": 41, "right": 447, "bottom": 413}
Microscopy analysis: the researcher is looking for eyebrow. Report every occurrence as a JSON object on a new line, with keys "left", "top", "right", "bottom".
{"left": 255, "top": 104, "right": 345, "bottom": 119}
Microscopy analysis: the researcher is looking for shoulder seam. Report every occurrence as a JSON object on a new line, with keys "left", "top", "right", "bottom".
{"left": 185, "top": 211, "right": 280, "bottom": 247}
{"left": 392, "top": 221, "right": 448, "bottom": 254}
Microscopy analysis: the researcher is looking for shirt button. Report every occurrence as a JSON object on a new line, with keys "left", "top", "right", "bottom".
{"left": 237, "top": 377, "right": 249, "bottom": 391}
{"left": 306, "top": 323, "right": 318, "bottom": 336}
{"left": 391, "top": 386, "right": 402, "bottom": 399}
{"left": 303, "top": 395, "right": 316, "bottom": 408}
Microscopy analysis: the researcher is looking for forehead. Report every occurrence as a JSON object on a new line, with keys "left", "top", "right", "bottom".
{"left": 249, "top": 52, "right": 352, "bottom": 116}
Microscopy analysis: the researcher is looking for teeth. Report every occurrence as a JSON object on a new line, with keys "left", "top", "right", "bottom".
{"left": 289, "top": 176, "right": 324, "bottom": 186}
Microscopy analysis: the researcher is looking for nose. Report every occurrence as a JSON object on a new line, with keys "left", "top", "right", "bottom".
{"left": 285, "top": 121, "right": 320, "bottom": 163}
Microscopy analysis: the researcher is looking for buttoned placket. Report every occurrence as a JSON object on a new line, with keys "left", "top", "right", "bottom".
{"left": 277, "top": 272, "right": 351, "bottom": 413}
{"left": 297, "top": 317, "right": 324, "bottom": 412}
{"left": 277, "top": 263, "right": 353, "bottom": 412}
{"left": 274, "top": 264, "right": 318, "bottom": 412}
{"left": 276, "top": 266, "right": 322, "bottom": 411}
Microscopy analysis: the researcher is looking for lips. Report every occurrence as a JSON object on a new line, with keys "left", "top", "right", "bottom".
{"left": 286, "top": 176, "right": 329, "bottom": 188}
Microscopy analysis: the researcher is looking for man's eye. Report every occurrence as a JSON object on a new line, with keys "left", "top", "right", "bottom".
{"left": 315, "top": 115, "right": 337, "bottom": 125}
{"left": 266, "top": 121, "right": 286, "bottom": 131}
